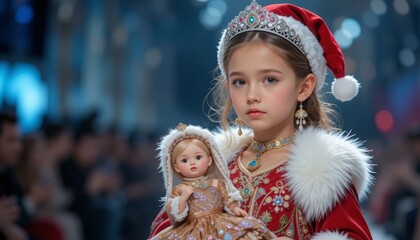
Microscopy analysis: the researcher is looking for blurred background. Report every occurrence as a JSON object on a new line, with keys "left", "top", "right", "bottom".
{"left": 0, "top": 0, "right": 419, "bottom": 239}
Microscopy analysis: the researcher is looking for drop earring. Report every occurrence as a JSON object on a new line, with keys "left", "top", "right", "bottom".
{"left": 235, "top": 117, "right": 244, "bottom": 136}
{"left": 295, "top": 102, "right": 308, "bottom": 132}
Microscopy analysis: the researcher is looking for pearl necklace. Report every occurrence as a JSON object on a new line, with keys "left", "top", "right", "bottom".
{"left": 246, "top": 135, "right": 294, "bottom": 172}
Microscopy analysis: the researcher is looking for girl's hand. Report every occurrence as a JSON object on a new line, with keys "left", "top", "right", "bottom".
{"left": 232, "top": 206, "right": 248, "bottom": 217}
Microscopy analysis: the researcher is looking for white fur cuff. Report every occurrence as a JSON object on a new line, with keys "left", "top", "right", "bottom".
{"left": 170, "top": 196, "right": 189, "bottom": 222}
{"left": 311, "top": 231, "right": 351, "bottom": 240}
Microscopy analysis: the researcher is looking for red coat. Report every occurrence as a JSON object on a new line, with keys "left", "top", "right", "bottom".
{"left": 149, "top": 127, "right": 373, "bottom": 240}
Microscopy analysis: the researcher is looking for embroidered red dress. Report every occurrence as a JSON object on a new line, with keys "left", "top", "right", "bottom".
{"left": 229, "top": 154, "right": 312, "bottom": 239}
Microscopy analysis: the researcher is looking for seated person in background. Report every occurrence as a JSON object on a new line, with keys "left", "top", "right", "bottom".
{"left": 59, "top": 124, "right": 123, "bottom": 240}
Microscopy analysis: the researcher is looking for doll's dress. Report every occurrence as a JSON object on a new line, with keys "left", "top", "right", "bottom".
{"left": 154, "top": 178, "right": 273, "bottom": 240}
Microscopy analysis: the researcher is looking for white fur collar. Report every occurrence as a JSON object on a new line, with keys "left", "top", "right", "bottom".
{"left": 213, "top": 126, "right": 374, "bottom": 221}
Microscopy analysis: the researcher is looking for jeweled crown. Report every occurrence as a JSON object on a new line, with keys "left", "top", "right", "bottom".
{"left": 222, "top": 0, "right": 305, "bottom": 55}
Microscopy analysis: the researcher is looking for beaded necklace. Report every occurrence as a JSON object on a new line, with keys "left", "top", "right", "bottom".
{"left": 246, "top": 135, "right": 294, "bottom": 172}
{"left": 184, "top": 176, "right": 210, "bottom": 189}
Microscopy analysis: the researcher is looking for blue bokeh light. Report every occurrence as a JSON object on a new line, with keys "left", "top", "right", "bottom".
{"left": 199, "top": 7, "right": 222, "bottom": 29}
{"left": 334, "top": 29, "right": 353, "bottom": 49}
{"left": 341, "top": 18, "right": 361, "bottom": 39}
{"left": 6, "top": 63, "right": 47, "bottom": 133}
{"left": 208, "top": 0, "right": 227, "bottom": 15}
{"left": 15, "top": 4, "right": 34, "bottom": 25}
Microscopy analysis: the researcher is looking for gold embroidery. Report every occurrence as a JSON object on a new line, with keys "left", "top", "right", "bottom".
{"left": 235, "top": 159, "right": 311, "bottom": 238}
{"left": 260, "top": 211, "right": 272, "bottom": 224}
{"left": 233, "top": 177, "right": 239, "bottom": 184}
{"left": 279, "top": 214, "right": 288, "bottom": 230}
{"left": 238, "top": 170, "right": 269, "bottom": 200}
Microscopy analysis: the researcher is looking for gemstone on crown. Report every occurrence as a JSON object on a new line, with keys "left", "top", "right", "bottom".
{"left": 223, "top": 0, "right": 306, "bottom": 56}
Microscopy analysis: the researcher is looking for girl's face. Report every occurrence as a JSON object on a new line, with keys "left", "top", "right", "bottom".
{"left": 173, "top": 143, "right": 212, "bottom": 178}
{"left": 227, "top": 41, "right": 305, "bottom": 138}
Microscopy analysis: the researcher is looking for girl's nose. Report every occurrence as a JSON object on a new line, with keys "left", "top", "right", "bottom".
{"left": 247, "top": 82, "right": 261, "bottom": 104}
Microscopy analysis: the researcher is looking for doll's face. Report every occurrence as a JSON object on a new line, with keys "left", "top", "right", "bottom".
{"left": 173, "top": 142, "right": 212, "bottom": 178}
{"left": 226, "top": 40, "right": 314, "bottom": 137}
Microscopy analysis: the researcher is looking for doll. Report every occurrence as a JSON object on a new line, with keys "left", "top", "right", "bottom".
{"left": 151, "top": 123, "right": 275, "bottom": 240}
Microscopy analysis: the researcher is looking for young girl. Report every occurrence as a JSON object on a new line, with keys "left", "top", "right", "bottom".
{"left": 150, "top": 1, "right": 374, "bottom": 239}
{"left": 151, "top": 123, "right": 275, "bottom": 240}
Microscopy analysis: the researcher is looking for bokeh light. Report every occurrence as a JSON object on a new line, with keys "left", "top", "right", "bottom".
{"left": 399, "top": 48, "right": 416, "bottom": 67}
{"left": 5, "top": 63, "right": 47, "bottom": 132}
{"left": 208, "top": 0, "right": 227, "bottom": 15}
{"left": 341, "top": 18, "right": 361, "bottom": 39}
{"left": 370, "top": 0, "right": 387, "bottom": 15}
{"left": 199, "top": 6, "right": 222, "bottom": 29}
{"left": 334, "top": 29, "right": 353, "bottom": 49}
{"left": 15, "top": 4, "right": 34, "bottom": 25}
{"left": 393, "top": 0, "right": 410, "bottom": 15}
{"left": 58, "top": 2, "right": 74, "bottom": 22}
{"left": 375, "top": 110, "right": 394, "bottom": 133}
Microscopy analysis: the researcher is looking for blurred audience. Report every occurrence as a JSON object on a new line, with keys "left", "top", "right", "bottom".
{"left": 39, "top": 120, "right": 83, "bottom": 240}
{"left": 0, "top": 112, "right": 27, "bottom": 240}
{"left": 120, "top": 131, "right": 162, "bottom": 240}
{"left": 59, "top": 123, "right": 123, "bottom": 240}
{"left": 369, "top": 123, "right": 420, "bottom": 240}
{"left": 0, "top": 111, "right": 172, "bottom": 239}
{"left": 0, "top": 113, "right": 63, "bottom": 240}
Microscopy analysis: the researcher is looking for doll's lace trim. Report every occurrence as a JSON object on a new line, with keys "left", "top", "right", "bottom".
{"left": 170, "top": 196, "right": 189, "bottom": 222}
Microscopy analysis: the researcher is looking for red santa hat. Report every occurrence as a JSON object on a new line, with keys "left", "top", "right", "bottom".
{"left": 217, "top": 1, "right": 360, "bottom": 102}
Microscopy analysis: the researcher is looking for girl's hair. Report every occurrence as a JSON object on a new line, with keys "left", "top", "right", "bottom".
{"left": 209, "top": 31, "right": 338, "bottom": 134}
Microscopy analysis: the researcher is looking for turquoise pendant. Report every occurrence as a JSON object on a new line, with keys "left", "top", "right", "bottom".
{"left": 248, "top": 159, "right": 257, "bottom": 168}
{"left": 241, "top": 183, "right": 254, "bottom": 199}
{"left": 246, "top": 156, "right": 261, "bottom": 172}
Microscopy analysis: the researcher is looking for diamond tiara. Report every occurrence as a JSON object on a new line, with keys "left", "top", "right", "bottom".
{"left": 222, "top": 0, "right": 306, "bottom": 56}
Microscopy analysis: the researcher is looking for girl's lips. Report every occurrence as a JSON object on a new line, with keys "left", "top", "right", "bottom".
{"left": 190, "top": 167, "right": 197, "bottom": 171}
{"left": 247, "top": 111, "right": 265, "bottom": 118}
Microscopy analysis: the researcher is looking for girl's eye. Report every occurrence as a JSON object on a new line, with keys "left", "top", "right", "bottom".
{"left": 181, "top": 159, "right": 188, "bottom": 163}
{"left": 196, "top": 155, "right": 202, "bottom": 160}
{"left": 264, "top": 77, "right": 278, "bottom": 85}
{"left": 231, "top": 79, "right": 246, "bottom": 87}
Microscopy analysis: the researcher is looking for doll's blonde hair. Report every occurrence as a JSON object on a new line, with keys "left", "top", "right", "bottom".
{"left": 171, "top": 138, "right": 211, "bottom": 163}
{"left": 171, "top": 138, "right": 215, "bottom": 177}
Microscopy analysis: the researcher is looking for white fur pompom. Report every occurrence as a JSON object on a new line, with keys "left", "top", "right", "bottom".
{"left": 331, "top": 76, "right": 360, "bottom": 102}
